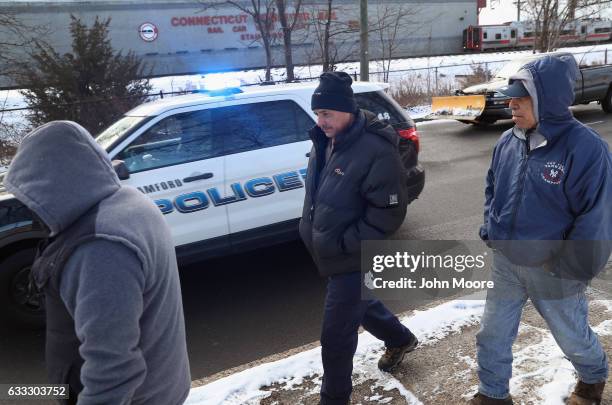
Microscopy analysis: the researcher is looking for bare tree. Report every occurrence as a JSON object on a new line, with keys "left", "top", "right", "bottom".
{"left": 317, "top": 0, "right": 334, "bottom": 72}
{"left": 304, "top": 1, "right": 359, "bottom": 72}
{"left": 275, "top": 0, "right": 305, "bottom": 82}
{"left": 0, "top": 120, "right": 26, "bottom": 165}
{"left": 200, "top": 0, "right": 278, "bottom": 81}
{"left": 0, "top": 10, "right": 49, "bottom": 77}
{"left": 521, "top": 0, "right": 611, "bottom": 52}
{"left": 0, "top": 90, "right": 32, "bottom": 165}
{"left": 371, "top": 3, "right": 421, "bottom": 82}
{"left": 0, "top": 10, "right": 49, "bottom": 163}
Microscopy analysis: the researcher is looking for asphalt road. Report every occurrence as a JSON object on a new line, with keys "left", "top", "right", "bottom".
{"left": 0, "top": 103, "right": 610, "bottom": 402}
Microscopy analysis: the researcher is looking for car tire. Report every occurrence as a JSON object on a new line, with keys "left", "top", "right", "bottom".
{"left": 0, "top": 249, "right": 45, "bottom": 329}
{"left": 602, "top": 87, "right": 612, "bottom": 113}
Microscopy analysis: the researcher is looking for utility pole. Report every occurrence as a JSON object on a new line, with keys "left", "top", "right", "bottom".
{"left": 359, "top": 0, "right": 369, "bottom": 81}
{"left": 516, "top": 0, "right": 521, "bottom": 22}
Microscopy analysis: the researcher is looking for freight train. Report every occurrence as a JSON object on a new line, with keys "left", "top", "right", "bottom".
{"left": 463, "top": 19, "right": 612, "bottom": 51}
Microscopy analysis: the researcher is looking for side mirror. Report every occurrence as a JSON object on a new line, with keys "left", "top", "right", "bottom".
{"left": 111, "top": 160, "right": 130, "bottom": 180}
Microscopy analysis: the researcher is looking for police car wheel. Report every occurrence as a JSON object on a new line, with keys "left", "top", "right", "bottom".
{"left": 0, "top": 249, "right": 46, "bottom": 330}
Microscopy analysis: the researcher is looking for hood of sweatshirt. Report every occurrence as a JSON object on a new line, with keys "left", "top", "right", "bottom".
{"left": 4, "top": 121, "right": 121, "bottom": 237}
{"left": 509, "top": 54, "right": 579, "bottom": 142}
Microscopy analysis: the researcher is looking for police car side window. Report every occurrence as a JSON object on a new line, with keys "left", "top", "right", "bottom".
{"left": 116, "top": 109, "right": 217, "bottom": 173}
{"left": 217, "top": 100, "right": 313, "bottom": 155}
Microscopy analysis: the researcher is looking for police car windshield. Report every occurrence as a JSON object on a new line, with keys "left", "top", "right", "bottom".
{"left": 96, "top": 116, "right": 147, "bottom": 151}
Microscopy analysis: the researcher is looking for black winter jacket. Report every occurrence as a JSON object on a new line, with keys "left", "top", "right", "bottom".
{"left": 299, "top": 109, "right": 408, "bottom": 276}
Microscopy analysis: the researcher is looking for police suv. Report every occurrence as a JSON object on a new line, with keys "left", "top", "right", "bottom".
{"left": 0, "top": 80, "right": 424, "bottom": 327}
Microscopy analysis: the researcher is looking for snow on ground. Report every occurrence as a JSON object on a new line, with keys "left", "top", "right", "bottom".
{"left": 2, "top": 43, "right": 611, "bottom": 112}
{"left": 140, "top": 43, "right": 612, "bottom": 95}
{"left": 0, "top": 90, "right": 29, "bottom": 129}
{"left": 370, "top": 43, "right": 612, "bottom": 85}
{"left": 185, "top": 298, "right": 486, "bottom": 405}
{"left": 0, "top": 42, "right": 606, "bottom": 142}
{"left": 184, "top": 296, "right": 612, "bottom": 405}
{"left": 406, "top": 105, "right": 432, "bottom": 120}
{"left": 1, "top": 43, "right": 610, "bottom": 141}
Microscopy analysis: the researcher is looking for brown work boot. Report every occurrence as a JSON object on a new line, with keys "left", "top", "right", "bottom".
{"left": 567, "top": 381, "right": 605, "bottom": 405}
{"left": 468, "top": 393, "right": 513, "bottom": 404}
{"left": 377, "top": 334, "right": 418, "bottom": 372}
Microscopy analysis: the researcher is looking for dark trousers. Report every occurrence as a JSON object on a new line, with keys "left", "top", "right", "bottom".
{"left": 320, "top": 271, "right": 414, "bottom": 405}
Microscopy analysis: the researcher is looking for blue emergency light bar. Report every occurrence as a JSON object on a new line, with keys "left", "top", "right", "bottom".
{"left": 193, "top": 74, "right": 243, "bottom": 97}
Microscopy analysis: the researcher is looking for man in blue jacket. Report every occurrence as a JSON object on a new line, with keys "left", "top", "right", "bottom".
{"left": 473, "top": 55, "right": 611, "bottom": 404}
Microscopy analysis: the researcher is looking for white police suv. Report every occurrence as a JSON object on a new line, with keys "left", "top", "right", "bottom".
{"left": 0, "top": 80, "right": 424, "bottom": 326}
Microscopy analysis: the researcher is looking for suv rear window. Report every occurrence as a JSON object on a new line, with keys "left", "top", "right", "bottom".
{"left": 354, "top": 91, "right": 413, "bottom": 130}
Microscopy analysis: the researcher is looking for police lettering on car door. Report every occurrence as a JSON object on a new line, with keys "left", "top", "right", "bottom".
{"left": 146, "top": 169, "right": 308, "bottom": 214}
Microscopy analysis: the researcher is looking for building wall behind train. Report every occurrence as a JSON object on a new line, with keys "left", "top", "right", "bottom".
{"left": 0, "top": 0, "right": 477, "bottom": 88}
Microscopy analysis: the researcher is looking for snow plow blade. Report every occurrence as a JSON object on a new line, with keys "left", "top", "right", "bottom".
{"left": 428, "top": 95, "right": 486, "bottom": 121}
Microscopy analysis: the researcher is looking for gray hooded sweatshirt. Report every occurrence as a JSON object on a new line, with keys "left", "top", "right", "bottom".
{"left": 4, "top": 121, "right": 190, "bottom": 405}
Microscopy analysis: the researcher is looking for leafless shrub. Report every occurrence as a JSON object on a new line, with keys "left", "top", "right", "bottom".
{"left": 0, "top": 120, "right": 30, "bottom": 165}
{"left": 389, "top": 73, "right": 455, "bottom": 108}
{"left": 457, "top": 64, "right": 493, "bottom": 88}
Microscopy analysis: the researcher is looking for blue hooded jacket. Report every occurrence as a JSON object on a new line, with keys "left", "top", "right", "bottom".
{"left": 480, "top": 55, "right": 612, "bottom": 278}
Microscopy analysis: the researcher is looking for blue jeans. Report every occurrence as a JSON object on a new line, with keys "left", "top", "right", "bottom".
{"left": 476, "top": 253, "right": 608, "bottom": 399}
{"left": 320, "top": 271, "right": 414, "bottom": 405}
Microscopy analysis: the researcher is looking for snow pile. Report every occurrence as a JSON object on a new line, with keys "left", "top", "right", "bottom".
{"left": 406, "top": 105, "right": 432, "bottom": 120}
{"left": 429, "top": 107, "right": 481, "bottom": 118}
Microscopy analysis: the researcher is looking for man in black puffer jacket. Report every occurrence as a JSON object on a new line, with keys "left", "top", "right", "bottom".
{"left": 299, "top": 72, "right": 418, "bottom": 405}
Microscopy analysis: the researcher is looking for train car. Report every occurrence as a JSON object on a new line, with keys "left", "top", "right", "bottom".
{"left": 464, "top": 19, "right": 612, "bottom": 52}
{"left": 582, "top": 19, "right": 612, "bottom": 43}
{"left": 557, "top": 21, "right": 582, "bottom": 45}
{"left": 463, "top": 22, "right": 520, "bottom": 51}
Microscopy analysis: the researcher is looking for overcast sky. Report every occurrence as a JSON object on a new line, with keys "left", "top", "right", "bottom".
{"left": 479, "top": 0, "right": 519, "bottom": 25}
{"left": 478, "top": 0, "right": 612, "bottom": 25}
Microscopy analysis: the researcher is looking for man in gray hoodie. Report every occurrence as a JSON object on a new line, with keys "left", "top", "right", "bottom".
{"left": 4, "top": 121, "right": 191, "bottom": 405}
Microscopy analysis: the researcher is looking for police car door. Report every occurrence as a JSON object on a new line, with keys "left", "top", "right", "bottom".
{"left": 110, "top": 106, "right": 229, "bottom": 247}
{"left": 217, "top": 98, "right": 314, "bottom": 237}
